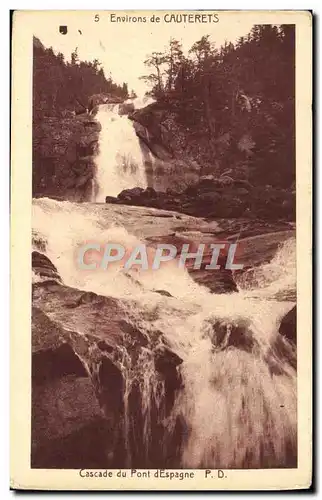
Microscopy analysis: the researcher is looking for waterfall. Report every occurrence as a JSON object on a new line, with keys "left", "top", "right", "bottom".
{"left": 33, "top": 197, "right": 297, "bottom": 469}
{"left": 94, "top": 103, "right": 148, "bottom": 201}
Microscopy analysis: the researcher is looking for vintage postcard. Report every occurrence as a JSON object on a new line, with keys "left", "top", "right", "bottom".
{"left": 11, "top": 10, "right": 312, "bottom": 490}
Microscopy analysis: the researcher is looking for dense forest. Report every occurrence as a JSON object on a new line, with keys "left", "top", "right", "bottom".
{"left": 33, "top": 36, "right": 129, "bottom": 119}
{"left": 140, "top": 25, "right": 295, "bottom": 188}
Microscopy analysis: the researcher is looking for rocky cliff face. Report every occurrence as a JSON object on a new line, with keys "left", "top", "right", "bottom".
{"left": 129, "top": 101, "right": 212, "bottom": 177}
{"left": 33, "top": 114, "right": 101, "bottom": 201}
{"left": 129, "top": 102, "right": 201, "bottom": 192}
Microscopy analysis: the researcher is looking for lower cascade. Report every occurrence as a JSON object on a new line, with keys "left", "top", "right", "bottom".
{"left": 33, "top": 197, "right": 297, "bottom": 469}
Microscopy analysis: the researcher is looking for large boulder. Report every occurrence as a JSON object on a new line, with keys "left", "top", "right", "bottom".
{"left": 31, "top": 279, "right": 130, "bottom": 468}
{"left": 117, "top": 186, "right": 145, "bottom": 202}
{"left": 105, "top": 195, "right": 120, "bottom": 204}
{"left": 31, "top": 304, "right": 114, "bottom": 468}
{"left": 31, "top": 255, "right": 188, "bottom": 468}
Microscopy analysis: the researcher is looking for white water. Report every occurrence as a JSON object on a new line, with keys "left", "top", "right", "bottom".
{"left": 94, "top": 103, "right": 148, "bottom": 201}
{"left": 33, "top": 197, "right": 297, "bottom": 468}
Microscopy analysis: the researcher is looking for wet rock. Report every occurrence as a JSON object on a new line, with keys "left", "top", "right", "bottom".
{"left": 31, "top": 286, "right": 131, "bottom": 468}
{"left": 31, "top": 253, "right": 193, "bottom": 468}
{"left": 154, "top": 346, "right": 183, "bottom": 374}
{"left": 142, "top": 186, "right": 158, "bottom": 199}
{"left": 32, "top": 307, "right": 63, "bottom": 351}
{"left": 266, "top": 334, "right": 297, "bottom": 373}
{"left": 279, "top": 306, "right": 296, "bottom": 344}
{"left": 98, "top": 357, "right": 124, "bottom": 417}
{"left": 105, "top": 195, "right": 119, "bottom": 204}
{"left": 32, "top": 251, "right": 61, "bottom": 282}
{"left": 65, "top": 291, "right": 105, "bottom": 309}
{"left": 153, "top": 289, "right": 173, "bottom": 298}
{"left": 154, "top": 346, "right": 183, "bottom": 414}
{"left": 32, "top": 280, "right": 127, "bottom": 348}
{"left": 189, "top": 267, "right": 238, "bottom": 294}
{"left": 210, "top": 318, "right": 256, "bottom": 353}
{"left": 170, "top": 232, "right": 239, "bottom": 296}
{"left": 118, "top": 187, "right": 145, "bottom": 202}
{"left": 118, "top": 320, "right": 149, "bottom": 347}
{"left": 233, "top": 230, "right": 295, "bottom": 270}
{"left": 32, "top": 232, "right": 47, "bottom": 252}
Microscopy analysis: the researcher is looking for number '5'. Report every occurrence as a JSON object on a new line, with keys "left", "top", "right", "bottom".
{"left": 94, "top": 14, "right": 99, "bottom": 22}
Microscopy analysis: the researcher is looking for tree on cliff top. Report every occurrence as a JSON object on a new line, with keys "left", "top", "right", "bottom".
{"left": 139, "top": 51, "right": 168, "bottom": 97}
{"left": 140, "top": 25, "right": 295, "bottom": 187}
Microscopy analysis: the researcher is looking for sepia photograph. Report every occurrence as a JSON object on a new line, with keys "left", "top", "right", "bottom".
{"left": 10, "top": 10, "right": 312, "bottom": 490}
